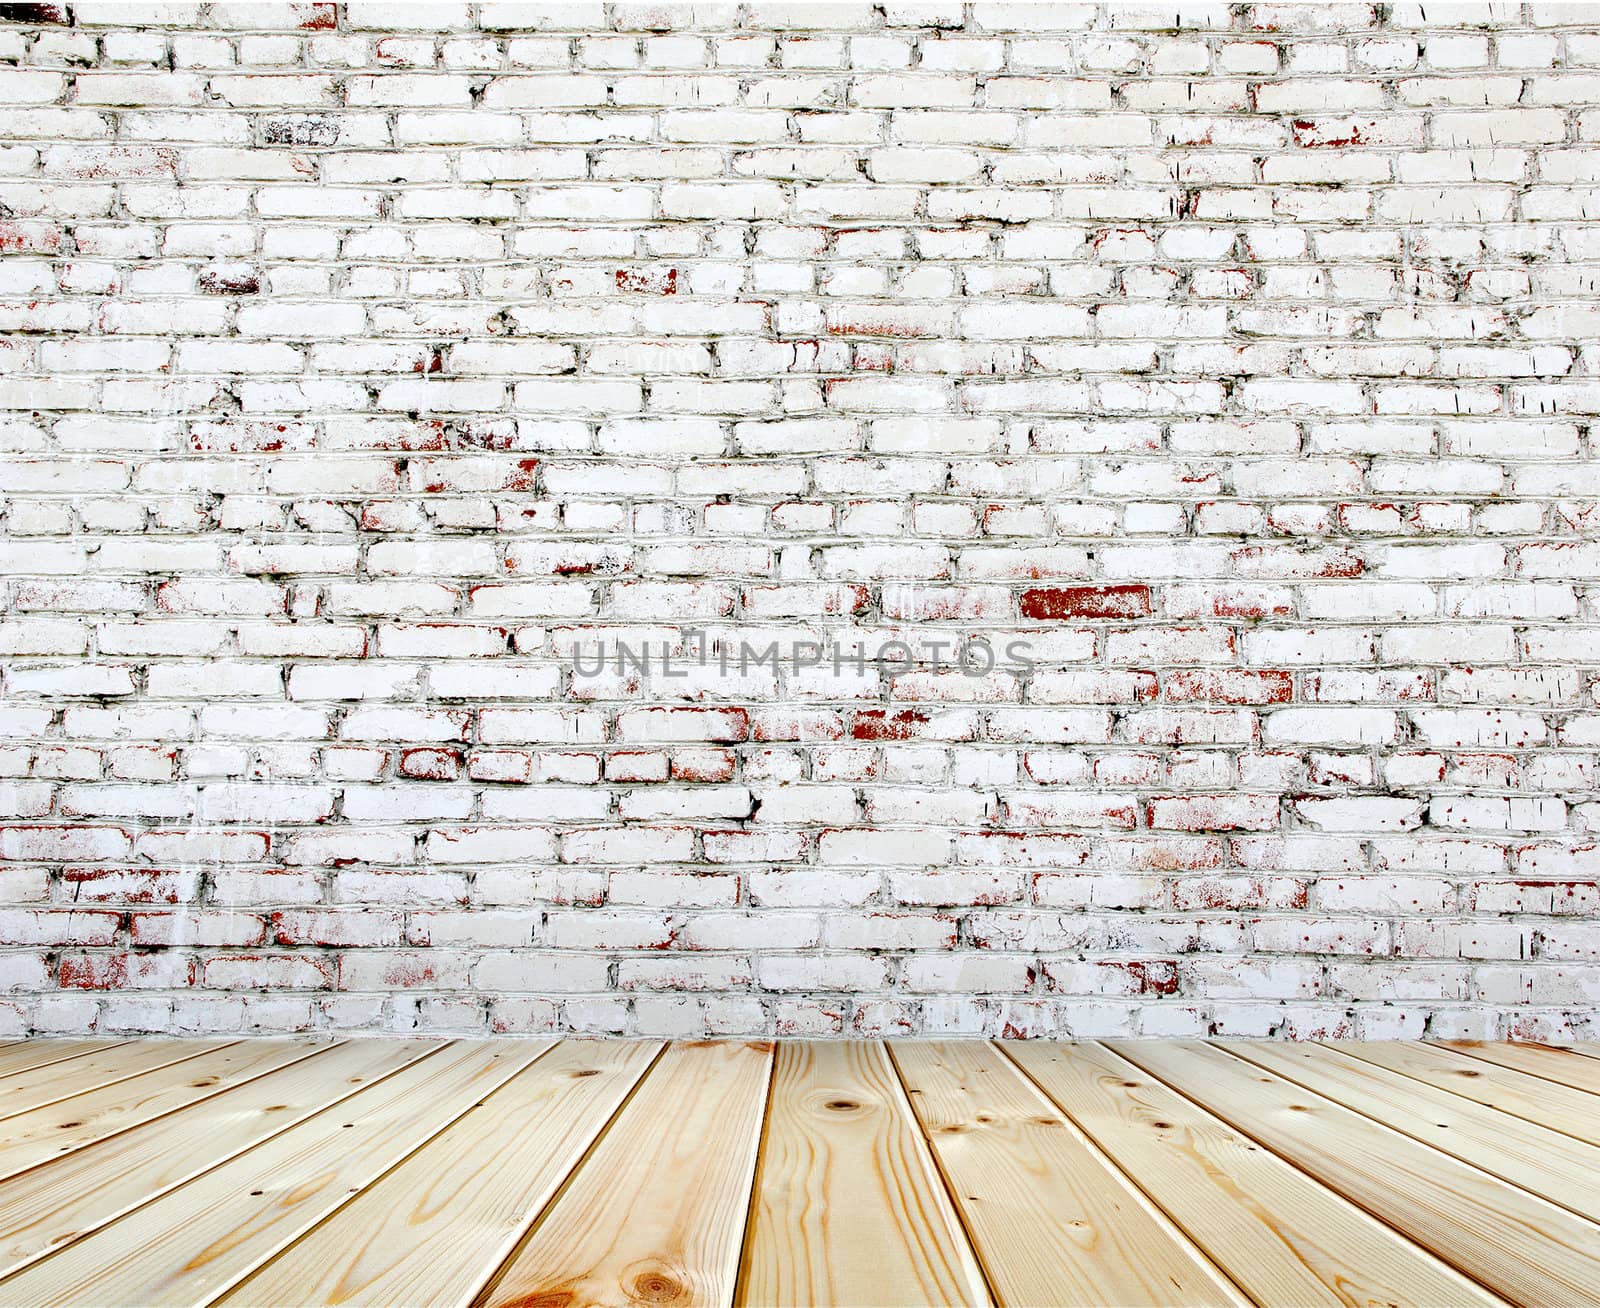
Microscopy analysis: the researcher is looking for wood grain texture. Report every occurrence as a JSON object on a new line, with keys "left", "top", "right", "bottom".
{"left": 0, "top": 1041, "right": 544, "bottom": 1307}
{"left": 218, "top": 1039, "right": 661, "bottom": 1308}
{"left": 0, "top": 1039, "right": 1595, "bottom": 1307}
{"left": 738, "top": 1041, "right": 987, "bottom": 1308}
{"left": 1232, "top": 1041, "right": 1600, "bottom": 1219}
{"left": 890, "top": 1042, "right": 1245, "bottom": 1308}
{"left": 1445, "top": 1041, "right": 1600, "bottom": 1093}
{"left": 0, "top": 1042, "right": 119, "bottom": 1080}
{"left": 1336, "top": 1041, "right": 1600, "bottom": 1147}
{"left": 0, "top": 1040, "right": 325, "bottom": 1181}
{"left": 1003, "top": 1041, "right": 1498, "bottom": 1308}
{"left": 0, "top": 1041, "right": 434, "bottom": 1279}
{"left": 1117, "top": 1041, "right": 1600, "bottom": 1308}
{"left": 479, "top": 1040, "right": 774, "bottom": 1308}
{"left": 0, "top": 1041, "right": 224, "bottom": 1120}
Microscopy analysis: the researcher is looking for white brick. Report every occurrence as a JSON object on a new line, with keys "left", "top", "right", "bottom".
{"left": 0, "top": 6, "right": 1591, "bottom": 1039}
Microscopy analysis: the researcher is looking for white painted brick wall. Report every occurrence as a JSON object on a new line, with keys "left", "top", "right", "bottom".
{"left": 1, "top": 0, "right": 1598, "bottom": 1041}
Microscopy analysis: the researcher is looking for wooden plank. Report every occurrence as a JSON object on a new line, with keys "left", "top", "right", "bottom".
{"left": 1227, "top": 1042, "right": 1600, "bottom": 1225}
{"left": 1117, "top": 1041, "right": 1600, "bottom": 1308}
{"left": 737, "top": 1041, "right": 987, "bottom": 1308}
{"left": 0, "top": 1040, "right": 327, "bottom": 1180}
{"left": 1444, "top": 1041, "right": 1600, "bottom": 1094}
{"left": 0, "top": 1040, "right": 435, "bottom": 1278}
{"left": 479, "top": 1040, "right": 774, "bottom": 1308}
{"left": 889, "top": 1042, "right": 1244, "bottom": 1308}
{"left": 0, "top": 1041, "right": 120, "bottom": 1079}
{"left": 1003, "top": 1042, "right": 1499, "bottom": 1308}
{"left": 218, "top": 1040, "right": 661, "bottom": 1308}
{"left": 0, "top": 1041, "right": 547, "bottom": 1307}
{"left": 1337, "top": 1041, "right": 1600, "bottom": 1148}
{"left": 0, "top": 1040, "right": 228, "bottom": 1120}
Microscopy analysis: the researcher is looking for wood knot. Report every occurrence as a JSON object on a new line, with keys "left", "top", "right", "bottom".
{"left": 630, "top": 1270, "right": 685, "bottom": 1303}
{"left": 824, "top": 1099, "right": 859, "bottom": 1111}
{"left": 572, "top": 1069, "right": 600, "bottom": 1078}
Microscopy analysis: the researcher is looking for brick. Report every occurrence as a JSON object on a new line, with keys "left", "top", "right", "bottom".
{"left": 1020, "top": 585, "right": 1152, "bottom": 620}
{"left": 1148, "top": 795, "right": 1281, "bottom": 832}
{"left": 0, "top": 7, "right": 1589, "bottom": 1039}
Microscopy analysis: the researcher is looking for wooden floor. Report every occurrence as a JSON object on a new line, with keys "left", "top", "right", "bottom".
{"left": 0, "top": 1042, "right": 1597, "bottom": 1306}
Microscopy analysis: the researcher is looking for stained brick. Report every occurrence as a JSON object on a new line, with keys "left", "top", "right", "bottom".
{"left": 0, "top": 4, "right": 1592, "bottom": 1042}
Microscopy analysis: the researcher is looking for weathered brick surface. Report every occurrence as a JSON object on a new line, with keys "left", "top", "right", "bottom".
{"left": 2, "top": 1, "right": 1598, "bottom": 1040}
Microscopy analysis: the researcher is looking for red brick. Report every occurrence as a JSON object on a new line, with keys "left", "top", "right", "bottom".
{"left": 1020, "top": 585, "right": 1152, "bottom": 620}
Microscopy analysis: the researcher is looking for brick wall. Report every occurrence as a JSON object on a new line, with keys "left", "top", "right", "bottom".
{"left": 2, "top": 0, "right": 1598, "bottom": 1040}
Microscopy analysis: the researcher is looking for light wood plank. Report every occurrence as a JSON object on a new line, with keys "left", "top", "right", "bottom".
{"left": 1117, "top": 1041, "right": 1600, "bottom": 1308}
{"left": 738, "top": 1041, "right": 988, "bottom": 1308}
{"left": 1003, "top": 1042, "right": 1500, "bottom": 1308}
{"left": 0, "top": 1041, "right": 547, "bottom": 1307}
{"left": 0, "top": 1036, "right": 1588, "bottom": 1308}
{"left": 0, "top": 1040, "right": 435, "bottom": 1278}
{"left": 1226, "top": 1042, "right": 1600, "bottom": 1225}
{"left": 480, "top": 1039, "right": 774, "bottom": 1308}
{"left": 1445, "top": 1041, "right": 1600, "bottom": 1094}
{"left": 0, "top": 1042, "right": 120, "bottom": 1079}
{"left": 0, "top": 1040, "right": 327, "bottom": 1180}
{"left": 0, "top": 1041, "right": 223, "bottom": 1118}
{"left": 218, "top": 1040, "right": 661, "bottom": 1308}
{"left": 1336, "top": 1041, "right": 1600, "bottom": 1148}
{"left": 889, "top": 1042, "right": 1244, "bottom": 1308}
